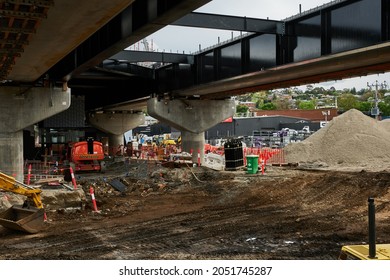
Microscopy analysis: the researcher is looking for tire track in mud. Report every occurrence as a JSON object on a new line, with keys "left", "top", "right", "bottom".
{"left": 1, "top": 204, "right": 294, "bottom": 259}
{"left": 2, "top": 203, "right": 341, "bottom": 259}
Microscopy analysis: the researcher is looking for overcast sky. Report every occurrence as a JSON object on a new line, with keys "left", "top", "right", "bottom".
{"left": 140, "top": 0, "right": 390, "bottom": 91}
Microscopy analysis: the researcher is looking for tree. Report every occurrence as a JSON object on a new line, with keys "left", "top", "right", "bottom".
{"left": 379, "top": 102, "right": 390, "bottom": 116}
{"left": 250, "top": 91, "right": 268, "bottom": 109}
{"left": 297, "top": 100, "right": 315, "bottom": 110}
{"left": 356, "top": 101, "right": 371, "bottom": 112}
{"left": 275, "top": 98, "right": 290, "bottom": 110}
{"left": 337, "top": 93, "right": 358, "bottom": 111}
{"left": 305, "top": 84, "right": 314, "bottom": 93}
{"left": 236, "top": 104, "right": 249, "bottom": 114}
{"left": 261, "top": 102, "right": 277, "bottom": 110}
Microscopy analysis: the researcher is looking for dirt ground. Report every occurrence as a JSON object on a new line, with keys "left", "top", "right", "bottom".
{"left": 1, "top": 159, "right": 390, "bottom": 260}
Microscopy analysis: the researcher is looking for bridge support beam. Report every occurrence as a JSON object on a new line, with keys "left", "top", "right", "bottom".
{"left": 88, "top": 111, "right": 145, "bottom": 156}
{"left": 147, "top": 97, "right": 235, "bottom": 164}
{"left": 0, "top": 86, "right": 70, "bottom": 181}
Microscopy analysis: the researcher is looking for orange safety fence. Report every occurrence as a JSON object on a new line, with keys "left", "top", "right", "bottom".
{"left": 243, "top": 147, "right": 286, "bottom": 166}
{"left": 23, "top": 160, "right": 72, "bottom": 184}
{"left": 23, "top": 145, "right": 287, "bottom": 182}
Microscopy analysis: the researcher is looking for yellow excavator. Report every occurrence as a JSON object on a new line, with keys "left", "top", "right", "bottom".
{"left": 0, "top": 171, "right": 45, "bottom": 233}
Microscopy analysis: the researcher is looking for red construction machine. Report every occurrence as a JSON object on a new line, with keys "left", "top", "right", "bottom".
{"left": 65, "top": 138, "right": 106, "bottom": 173}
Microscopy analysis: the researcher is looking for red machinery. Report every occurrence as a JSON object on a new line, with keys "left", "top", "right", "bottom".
{"left": 66, "top": 139, "right": 106, "bottom": 172}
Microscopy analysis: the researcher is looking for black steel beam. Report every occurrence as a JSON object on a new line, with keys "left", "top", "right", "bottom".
{"left": 172, "top": 12, "right": 284, "bottom": 34}
{"left": 109, "top": 50, "right": 194, "bottom": 64}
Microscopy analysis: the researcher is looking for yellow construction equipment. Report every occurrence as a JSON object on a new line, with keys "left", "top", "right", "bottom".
{"left": 339, "top": 198, "right": 390, "bottom": 260}
{"left": 339, "top": 244, "right": 390, "bottom": 260}
{"left": 0, "top": 171, "right": 45, "bottom": 233}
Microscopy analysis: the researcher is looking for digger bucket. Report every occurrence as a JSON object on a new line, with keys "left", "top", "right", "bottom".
{"left": 0, "top": 205, "right": 45, "bottom": 234}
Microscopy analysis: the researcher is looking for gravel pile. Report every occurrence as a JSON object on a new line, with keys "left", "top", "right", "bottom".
{"left": 284, "top": 109, "right": 390, "bottom": 170}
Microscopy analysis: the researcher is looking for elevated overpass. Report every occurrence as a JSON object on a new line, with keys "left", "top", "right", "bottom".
{"left": 0, "top": 0, "right": 211, "bottom": 179}
{"left": 1, "top": 0, "right": 390, "bottom": 179}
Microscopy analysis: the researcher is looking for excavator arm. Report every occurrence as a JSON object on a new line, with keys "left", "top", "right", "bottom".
{"left": 0, "top": 171, "right": 45, "bottom": 233}
{"left": 0, "top": 171, "right": 43, "bottom": 208}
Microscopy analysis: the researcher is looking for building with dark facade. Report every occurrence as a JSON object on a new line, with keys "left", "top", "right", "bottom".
{"left": 205, "top": 115, "right": 319, "bottom": 140}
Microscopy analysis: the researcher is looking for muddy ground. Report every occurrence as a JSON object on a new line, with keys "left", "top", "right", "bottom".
{"left": 1, "top": 159, "right": 390, "bottom": 260}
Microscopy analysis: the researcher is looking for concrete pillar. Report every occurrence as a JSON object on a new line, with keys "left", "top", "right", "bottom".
{"left": 0, "top": 131, "right": 23, "bottom": 177}
{"left": 147, "top": 97, "right": 235, "bottom": 164}
{"left": 88, "top": 111, "right": 145, "bottom": 156}
{"left": 109, "top": 134, "right": 124, "bottom": 156}
{"left": 0, "top": 86, "right": 70, "bottom": 181}
{"left": 181, "top": 131, "right": 205, "bottom": 165}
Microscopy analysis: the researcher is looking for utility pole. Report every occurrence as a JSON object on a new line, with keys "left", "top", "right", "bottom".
{"left": 367, "top": 80, "right": 388, "bottom": 120}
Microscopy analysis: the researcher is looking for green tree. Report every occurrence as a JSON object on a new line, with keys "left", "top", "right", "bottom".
{"left": 261, "top": 102, "right": 277, "bottom": 110}
{"left": 384, "top": 94, "right": 390, "bottom": 104}
{"left": 379, "top": 102, "right": 390, "bottom": 116}
{"left": 297, "top": 100, "right": 315, "bottom": 110}
{"left": 356, "top": 101, "right": 371, "bottom": 112}
{"left": 337, "top": 93, "right": 358, "bottom": 111}
{"left": 236, "top": 104, "right": 249, "bottom": 114}
{"left": 255, "top": 99, "right": 264, "bottom": 109}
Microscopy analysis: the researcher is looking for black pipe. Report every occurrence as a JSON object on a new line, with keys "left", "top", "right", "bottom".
{"left": 368, "top": 197, "right": 376, "bottom": 259}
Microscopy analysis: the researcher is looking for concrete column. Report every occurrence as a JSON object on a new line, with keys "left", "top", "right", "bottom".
{"left": 109, "top": 134, "right": 124, "bottom": 156}
{"left": 0, "top": 86, "right": 70, "bottom": 181}
{"left": 147, "top": 97, "right": 235, "bottom": 164}
{"left": 88, "top": 111, "right": 145, "bottom": 156}
{"left": 0, "top": 131, "right": 23, "bottom": 177}
{"left": 181, "top": 131, "right": 205, "bottom": 165}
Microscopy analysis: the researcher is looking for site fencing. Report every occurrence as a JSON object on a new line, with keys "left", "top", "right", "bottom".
{"left": 243, "top": 147, "right": 286, "bottom": 166}
{"left": 23, "top": 160, "right": 64, "bottom": 183}
{"left": 21, "top": 145, "right": 287, "bottom": 183}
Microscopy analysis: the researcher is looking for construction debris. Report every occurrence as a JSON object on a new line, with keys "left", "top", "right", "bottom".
{"left": 108, "top": 179, "right": 127, "bottom": 193}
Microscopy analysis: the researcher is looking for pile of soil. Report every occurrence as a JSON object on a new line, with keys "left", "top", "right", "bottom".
{"left": 284, "top": 109, "right": 390, "bottom": 170}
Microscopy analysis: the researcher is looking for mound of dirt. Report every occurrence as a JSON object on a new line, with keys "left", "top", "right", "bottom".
{"left": 284, "top": 109, "right": 390, "bottom": 170}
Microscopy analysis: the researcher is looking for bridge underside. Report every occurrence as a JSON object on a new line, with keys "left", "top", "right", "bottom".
{"left": 1, "top": 0, "right": 137, "bottom": 82}
{"left": 74, "top": 0, "right": 390, "bottom": 112}
{"left": 2, "top": 0, "right": 389, "bottom": 111}
{"left": 179, "top": 42, "right": 390, "bottom": 99}
{"left": 1, "top": 0, "right": 390, "bottom": 179}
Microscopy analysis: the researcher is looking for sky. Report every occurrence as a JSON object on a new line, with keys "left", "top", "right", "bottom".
{"left": 140, "top": 0, "right": 390, "bottom": 91}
